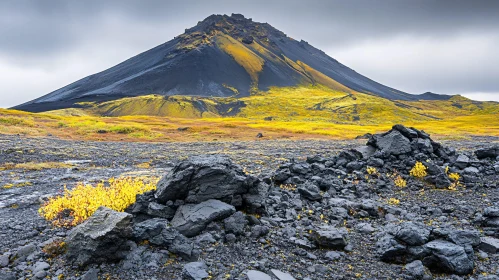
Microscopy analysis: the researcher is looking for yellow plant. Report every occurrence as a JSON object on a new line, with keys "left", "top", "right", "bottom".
{"left": 388, "top": 198, "right": 400, "bottom": 205}
{"left": 448, "top": 172, "right": 460, "bottom": 181}
{"left": 366, "top": 166, "right": 378, "bottom": 175}
{"left": 39, "top": 177, "right": 158, "bottom": 227}
{"left": 279, "top": 184, "right": 296, "bottom": 191}
{"left": 410, "top": 162, "right": 427, "bottom": 178}
{"left": 394, "top": 175, "right": 407, "bottom": 188}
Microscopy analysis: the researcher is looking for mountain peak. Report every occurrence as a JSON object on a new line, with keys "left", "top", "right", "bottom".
{"left": 184, "top": 14, "right": 286, "bottom": 41}
{"left": 14, "top": 13, "right": 452, "bottom": 112}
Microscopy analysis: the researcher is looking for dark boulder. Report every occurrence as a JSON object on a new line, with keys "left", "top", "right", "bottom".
{"left": 422, "top": 240, "right": 474, "bottom": 275}
{"left": 171, "top": 199, "right": 236, "bottom": 237}
{"left": 369, "top": 130, "right": 412, "bottom": 155}
{"left": 66, "top": 207, "right": 133, "bottom": 267}
{"left": 312, "top": 227, "right": 348, "bottom": 250}
{"left": 155, "top": 156, "right": 250, "bottom": 205}
{"left": 395, "top": 222, "right": 430, "bottom": 246}
{"left": 297, "top": 181, "right": 322, "bottom": 201}
{"left": 475, "top": 146, "right": 499, "bottom": 159}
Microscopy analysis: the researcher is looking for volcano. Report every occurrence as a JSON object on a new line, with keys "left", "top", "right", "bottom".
{"left": 14, "top": 13, "right": 450, "bottom": 112}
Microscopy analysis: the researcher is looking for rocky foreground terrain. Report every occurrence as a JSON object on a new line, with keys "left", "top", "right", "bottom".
{"left": 1, "top": 126, "right": 499, "bottom": 280}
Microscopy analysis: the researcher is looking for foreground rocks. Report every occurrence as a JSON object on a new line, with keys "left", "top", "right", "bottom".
{"left": 2, "top": 128, "right": 499, "bottom": 279}
{"left": 376, "top": 222, "right": 479, "bottom": 275}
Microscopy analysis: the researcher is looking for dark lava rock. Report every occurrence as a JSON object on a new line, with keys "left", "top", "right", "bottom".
{"left": 182, "top": 261, "right": 209, "bottom": 280}
{"left": 395, "top": 222, "right": 430, "bottom": 246}
{"left": 475, "top": 146, "right": 499, "bottom": 159}
{"left": 155, "top": 155, "right": 250, "bottom": 204}
{"left": 312, "top": 227, "right": 348, "bottom": 249}
{"left": 479, "top": 237, "right": 499, "bottom": 253}
{"left": 154, "top": 155, "right": 265, "bottom": 212}
{"left": 66, "top": 207, "right": 133, "bottom": 267}
{"left": 423, "top": 240, "right": 473, "bottom": 275}
{"left": 374, "top": 130, "right": 412, "bottom": 155}
{"left": 297, "top": 181, "right": 322, "bottom": 201}
{"left": 171, "top": 199, "right": 236, "bottom": 237}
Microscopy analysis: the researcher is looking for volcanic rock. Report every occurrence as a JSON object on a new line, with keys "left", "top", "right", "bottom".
{"left": 65, "top": 207, "right": 133, "bottom": 266}
{"left": 171, "top": 199, "right": 236, "bottom": 237}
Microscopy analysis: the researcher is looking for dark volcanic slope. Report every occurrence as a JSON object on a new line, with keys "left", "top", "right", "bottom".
{"left": 14, "top": 14, "right": 450, "bottom": 112}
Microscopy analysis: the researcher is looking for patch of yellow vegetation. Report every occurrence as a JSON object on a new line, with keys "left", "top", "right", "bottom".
{"left": 39, "top": 177, "right": 158, "bottom": 227}
{"left": 1, "top": 85, "right": 499, "bottom": 142}
{"left": 296, "top": 61, "right": 353, "bottom": 93}
{"left": 0, "top": 162, "right": 73, "bottom": 171}
{"left": 216, "top": 34, "right": 264, "bottom": 83}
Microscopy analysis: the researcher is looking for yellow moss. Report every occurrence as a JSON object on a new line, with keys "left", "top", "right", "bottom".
{"left": 0, "top": 162, "right": 73, "bottom": 171}
{"left": 388, "top": 198, "right": 400, "bottom": 205}
{"left": 39, "top": 177, "right": 158, "bottom": 227}
{"left": 394, "top": 176, "right": 407, "bottom": 188}
{"left": 216, "top": 34, "right": 264, "bottom": 83}
{"left": 410, "top": 162, "right": 428, "bottom": 178}
{"left": 366, "top": 166, "right": 378, "bottom": 175}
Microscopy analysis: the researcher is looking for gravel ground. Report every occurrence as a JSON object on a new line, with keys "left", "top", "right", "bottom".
{"left": 1, "top": 134, "right": 499, "bottom": 280}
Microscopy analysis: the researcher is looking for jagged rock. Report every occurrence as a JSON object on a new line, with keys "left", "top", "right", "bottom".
{"left": 224, "top": 211, "right": 248, "bottom": 235}
{"left": 171, "top": 199, "right": 236, "bottom": 237}
{"left": 182, "top": 262, "right": 209, "bottom": 280}
{"left": 372, "top": 130, "right": 412, "bottom": 155}
{"left": 395, "top": 222, "right": 430, "bottom": 246}
{"left": 475, "top": 146, "right": 499, "bottom": 159}
{"left": 312, "top": 227, "right": 348, "bottom": 249}
{"left": 447, "top": 230, "right": 481, "bottom": 247}
{"left": 454, "top": 154, "right": 470, "bottom": 169}
{"left": 479, "top": 237, "right": 499, "bottom": 253}
{"left": 66, "top": 207, "right": 133, "bottom": 266}
{"left": 155, "top": 155, "right": 250, "bottom": 205}
{"left": 297, "top": 182, "right": 322, "bottom": 201}
{"left": 423, "top": 240, "right": 473, "bottom": 275}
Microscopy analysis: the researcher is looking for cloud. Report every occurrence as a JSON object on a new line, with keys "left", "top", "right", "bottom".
{"left": 328, "top": 33, "right": 499, "bottom": 95}
{"left": 0, "top": 0, "right": 498, "bottom": 107}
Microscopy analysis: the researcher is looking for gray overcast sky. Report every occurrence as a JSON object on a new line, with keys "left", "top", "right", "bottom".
{"left": 1, "top": 0, "right": 499, "bottom": 108}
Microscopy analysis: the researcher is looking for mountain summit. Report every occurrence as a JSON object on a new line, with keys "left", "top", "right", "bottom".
{"left": 15, "top": 13, "right": 450, "bottom": 112}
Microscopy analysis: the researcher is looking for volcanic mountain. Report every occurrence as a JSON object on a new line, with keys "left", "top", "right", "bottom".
{"left": 14, "top": 13, "right": 452, "bottom": 113}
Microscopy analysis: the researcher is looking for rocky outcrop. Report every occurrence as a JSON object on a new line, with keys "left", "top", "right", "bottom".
{"left": 376, "top": 222, "right": 478, "bottom": 275}
{"left": 65, "top": 207, "right": 133, "bottom": 266}
{"left": 154, "top": 155, "right": 268, "bottom": 213}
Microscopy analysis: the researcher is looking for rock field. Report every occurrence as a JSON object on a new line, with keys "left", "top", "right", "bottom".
{"left": 1, "top": 126, "right": 499, "bottom": 280}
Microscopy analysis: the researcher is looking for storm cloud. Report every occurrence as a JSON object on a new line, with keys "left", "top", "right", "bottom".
{"left": 1, "top": 0, "right": 498, "bottom": 107}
